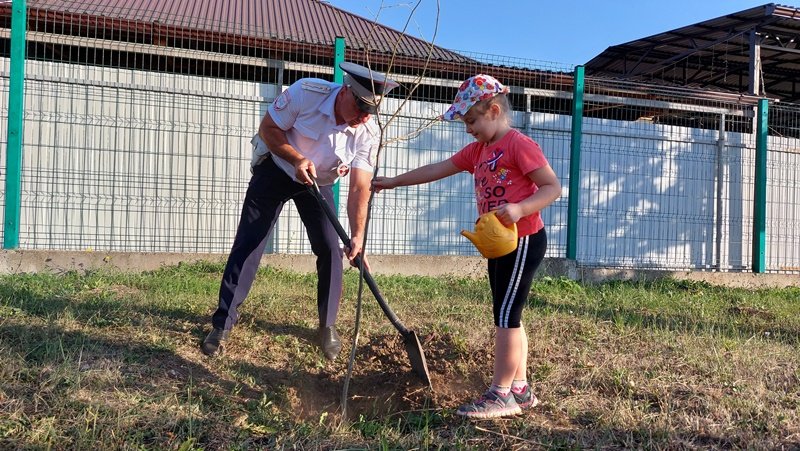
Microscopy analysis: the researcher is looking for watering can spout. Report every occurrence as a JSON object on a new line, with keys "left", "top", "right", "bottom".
{"left": 460, "top": 229, "right": 479, "bottom": 245}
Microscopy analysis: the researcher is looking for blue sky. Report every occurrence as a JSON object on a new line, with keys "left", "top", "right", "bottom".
{"left": 328, "top": 1, "right": 778, "bottom": 66}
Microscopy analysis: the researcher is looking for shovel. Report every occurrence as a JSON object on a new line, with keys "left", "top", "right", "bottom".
{"left": 306, "top": 179, "right": 432, "bottom": 388}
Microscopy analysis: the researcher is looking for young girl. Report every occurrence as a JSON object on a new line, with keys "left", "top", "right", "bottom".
{"left": 372, "top": 74, "right": 561, "bottom": 419}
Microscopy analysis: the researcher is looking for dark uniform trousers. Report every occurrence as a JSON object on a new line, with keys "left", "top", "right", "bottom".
{"left": 211, "top": 155, "right": 344, "bottom": 331}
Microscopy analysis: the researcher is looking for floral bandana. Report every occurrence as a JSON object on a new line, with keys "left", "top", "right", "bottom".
{"left": 442, "top": 74, "right": 509, "bottom": 121}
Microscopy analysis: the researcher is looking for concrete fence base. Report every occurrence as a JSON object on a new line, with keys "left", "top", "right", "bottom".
{"left": 1, "top": 250, "right": 797, "bottom": 289}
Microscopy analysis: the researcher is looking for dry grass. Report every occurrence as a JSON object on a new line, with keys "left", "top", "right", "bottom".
{"left": 0, "top": 263, "right": 798, "bottom": 450}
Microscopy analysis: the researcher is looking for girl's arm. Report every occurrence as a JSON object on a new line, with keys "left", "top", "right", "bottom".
{"left": 372, "top": 159, "right": 462, "bottom": 192}
{"left": 494, "top": 164, "right": 562, "bottom": 225}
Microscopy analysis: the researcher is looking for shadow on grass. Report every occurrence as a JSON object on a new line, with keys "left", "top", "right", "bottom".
{"left": 0, "top": 277, "right": 213, "bottom": 340}
{"left": 0, "top": 319, "right": 323, "bottom": 449}
{"left": 0, "top": 320, "right": 270, "bottom": 395}
{"left": 2, "top": 275, "right": 796, "bottom": 448}
{"left": 529, "top": 285, "right": 800, "bottom": 347}
{"left": 493, "top": 423, "right": 751, "bottom": 450}
{"left": 248, "top": 319, "right": 319, "bottom": 345}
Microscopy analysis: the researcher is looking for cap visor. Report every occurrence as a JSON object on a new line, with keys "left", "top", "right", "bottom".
{"left": 354, "top": 96, "right": 378, "bottom": 114}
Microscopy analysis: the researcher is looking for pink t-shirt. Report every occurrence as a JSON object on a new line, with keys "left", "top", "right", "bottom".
{"left": 450, "top": 129, "right": 550, "bottom": 237}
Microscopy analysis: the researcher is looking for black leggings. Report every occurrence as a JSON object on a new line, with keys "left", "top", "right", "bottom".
{"left": 488, "top": 228, "right": 547, "bottom": 328}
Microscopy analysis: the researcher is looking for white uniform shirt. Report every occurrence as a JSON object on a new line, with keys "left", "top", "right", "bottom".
{"left": 251, "top": 78, "right": 379, "bottom": 186}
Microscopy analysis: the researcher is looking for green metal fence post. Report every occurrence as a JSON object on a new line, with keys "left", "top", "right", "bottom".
{"left": 566, "top": 65, "right": 585, "bottom": 260}
{"left": 4, "top": 0, "right": 27, "bottom": 249}
{"left": 752, "top": 98, "right": 768, "bottom": 273}
{"left": 332, "top": 37, "right": 345, "bottom": 214}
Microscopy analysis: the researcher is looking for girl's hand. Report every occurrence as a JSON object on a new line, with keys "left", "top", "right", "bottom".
{"left": 493, "top": 203, "right": 526, "bottom": 226}
{"left": 371, "top": 176, "right": 396, "bottom": 193}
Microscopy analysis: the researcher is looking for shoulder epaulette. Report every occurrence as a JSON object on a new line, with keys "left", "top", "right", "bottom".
{"left": 301, "top": 80, "right": 332, "bottom": 94}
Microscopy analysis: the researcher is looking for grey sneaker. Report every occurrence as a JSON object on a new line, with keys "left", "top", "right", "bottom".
{"left": 512, "top": 385, "right": 539, "bottom": 409}
{"left": 201, "top": 327, "right": 230, "bottom": 356}
{"left": 456, "top": 389, "right": 522, "bottom": 419}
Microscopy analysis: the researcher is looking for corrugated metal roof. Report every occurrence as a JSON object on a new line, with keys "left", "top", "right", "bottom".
{"left": 24, "top": 0, "right": 469, "bottom": 63}
{"left": 585, "top": 3, "right": 800, "bottom": 101}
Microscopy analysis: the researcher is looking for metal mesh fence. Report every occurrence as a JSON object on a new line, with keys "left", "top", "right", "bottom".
{"left": 1, "top": 2, "right": 799, "bottom": 274}
{"left": 766, "top": 103, "right": 800, "bottom": 273}
{"left": 0, "top": 55, "right": 7, "bottom": 231}
{"left": 5, "top": 5, "right": 295, "bottom": 252}
{"left": 577, "top": 78, "right": 759, "bottom": 270}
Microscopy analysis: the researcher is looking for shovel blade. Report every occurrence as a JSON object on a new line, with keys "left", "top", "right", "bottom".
{"left": 403, "top": 330, "right": 432, "bottom": 389}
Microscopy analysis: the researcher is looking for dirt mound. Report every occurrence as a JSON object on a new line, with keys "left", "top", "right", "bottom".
{"left": 286, "top": 331, "right": 488, "bottom": 421}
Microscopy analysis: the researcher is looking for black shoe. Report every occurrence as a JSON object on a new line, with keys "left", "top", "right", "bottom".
{"left": 319, "top": 326, "right": 341, "bottom": 361}
{"left": 201, "top": 327, "right": 230, "bottom": 356}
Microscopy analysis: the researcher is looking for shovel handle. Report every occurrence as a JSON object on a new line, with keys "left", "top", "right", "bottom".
{"left": 307, "top": 181, "right": 411, "bottom": 336}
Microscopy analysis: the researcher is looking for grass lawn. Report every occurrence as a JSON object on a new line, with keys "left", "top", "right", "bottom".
{"left": 1, "top": 262, "right": 798, "bottom": 449}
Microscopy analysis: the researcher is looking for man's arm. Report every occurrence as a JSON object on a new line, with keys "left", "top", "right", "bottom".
{"left": 258, "top": 112, "right": 317, "bottom": 184}
{"left": 345, "top": 168, "right": 373, "bottom": 262}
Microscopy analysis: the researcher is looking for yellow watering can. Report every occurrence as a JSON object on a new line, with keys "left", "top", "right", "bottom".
{"left": 461, "top": 211, "right": 518, "bottom": 259}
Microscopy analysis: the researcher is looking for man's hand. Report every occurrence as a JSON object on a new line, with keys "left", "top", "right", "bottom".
{"left": 293, "top": 158, "right": 317, "bottom": 185}
{"left": 345, "top": 235, "right": 371, "bottom": 271}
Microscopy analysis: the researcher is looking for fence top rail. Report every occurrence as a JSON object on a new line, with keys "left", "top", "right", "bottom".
{"left": 584, "top": 93, "right": 755, "bottom": 117}
{"left": 5, "top": 26, "right": 791, "bottom": 120}
{"left": 586, "top": 76, "right": 769, "bottom": 106}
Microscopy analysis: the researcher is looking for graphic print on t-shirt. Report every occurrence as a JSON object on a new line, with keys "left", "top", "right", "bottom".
{"left": 485, "top": 150, "right": 503, "bottom": 171}
{"left": 450, "top": 129, "right": 549, "bottom": 237}
{"left": 475, "top": 149, "right": 512, "bottom": 213}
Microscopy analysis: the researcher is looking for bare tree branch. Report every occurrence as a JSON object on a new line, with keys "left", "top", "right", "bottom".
{"left": 333, "top": 1, "right": 442, "bottom": 421}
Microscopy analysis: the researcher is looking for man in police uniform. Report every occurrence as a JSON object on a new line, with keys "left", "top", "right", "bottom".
{"left": 201, "top": 62, "right": 399, "bottom": 360}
